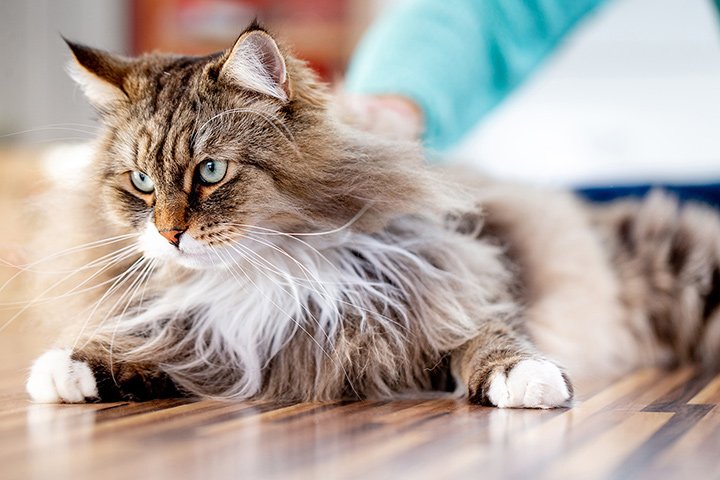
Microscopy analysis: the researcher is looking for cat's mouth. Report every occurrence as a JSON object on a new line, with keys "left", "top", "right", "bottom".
{"left": 169, "top": 248, "right": 221, "bottom": 269}
{"left": 138, "top": 222, "right": 231, "bottom": 270}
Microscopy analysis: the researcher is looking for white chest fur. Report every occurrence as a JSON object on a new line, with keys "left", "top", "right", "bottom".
{"left": 114, "top": 218, "right": 516, "bottom": 398}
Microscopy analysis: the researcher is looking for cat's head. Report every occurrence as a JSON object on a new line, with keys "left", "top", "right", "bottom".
{"left": 66, "top": 23, "right": 439, "bottom": 269}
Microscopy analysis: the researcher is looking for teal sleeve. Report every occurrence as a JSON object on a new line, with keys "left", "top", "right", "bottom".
{"left": 346, "top": 0, "right": 607, "bottom": 152}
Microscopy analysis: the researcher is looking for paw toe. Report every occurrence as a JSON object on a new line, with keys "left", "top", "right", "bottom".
{"left": 27, "top": 349, "right": 98, "bottom": 404}
{"left": 488, "top": 359, "right": 571, "bottom": 409}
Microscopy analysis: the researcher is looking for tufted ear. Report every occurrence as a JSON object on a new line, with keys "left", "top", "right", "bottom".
{"left": 220, "top": 27, "right": 290, "bottom": 102}
{"left": 64, "top": 39, "right": 131, "bottom": 109}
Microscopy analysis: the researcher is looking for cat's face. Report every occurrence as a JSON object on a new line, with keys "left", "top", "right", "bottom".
{"left": 69, "top": 26, "right": 333, "bottom": 269}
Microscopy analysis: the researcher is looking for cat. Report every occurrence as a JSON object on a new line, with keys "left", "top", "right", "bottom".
{"left": 26, "top": 22, "right": 720, "bottom": 407}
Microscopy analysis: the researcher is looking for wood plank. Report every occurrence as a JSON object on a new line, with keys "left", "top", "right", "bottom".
{"left": 688, "top": 373, "right": 720, "bottom": 404}
{"left": 542, "top": 411, "right": 673, "bottom": 479}
{"left": 647, "top": 406, "right": 720, "bottom": 477}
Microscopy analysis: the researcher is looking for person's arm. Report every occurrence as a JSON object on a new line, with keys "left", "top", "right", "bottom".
{"left": 346, "top": 0, "right": 607, "bottom": 151}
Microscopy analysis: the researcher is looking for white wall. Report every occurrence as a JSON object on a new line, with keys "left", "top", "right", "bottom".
{"left": 0, "top": 0, "right": 129, "bottom": 143}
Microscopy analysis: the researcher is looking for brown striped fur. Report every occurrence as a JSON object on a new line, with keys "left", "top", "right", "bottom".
{"left": 591, "top": 192, "right": 720, "bottom": 369}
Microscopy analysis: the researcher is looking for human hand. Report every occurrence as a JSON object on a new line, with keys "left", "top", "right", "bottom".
{"left": 337, "top": 94, "right": 424, "bottom": 142}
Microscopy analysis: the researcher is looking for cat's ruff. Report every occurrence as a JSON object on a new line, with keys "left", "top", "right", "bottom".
{"left": 92, "top": 215, "right": 523, "bottom": 401}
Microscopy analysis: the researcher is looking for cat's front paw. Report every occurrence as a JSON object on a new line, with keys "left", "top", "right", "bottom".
{"left": 487, "top": 359, "right": 572, "bottom": 409}
{"left": 26, "top": 349, "right": 98, "bottom": 403}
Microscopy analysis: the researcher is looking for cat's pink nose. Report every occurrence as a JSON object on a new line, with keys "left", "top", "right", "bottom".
{"left": 159, "top": 229, "right": 185, "bottom": 247}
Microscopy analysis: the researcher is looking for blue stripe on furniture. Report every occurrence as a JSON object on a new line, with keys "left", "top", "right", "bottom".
{"left": 576, "top": 183, "right": 720, "bottom": 209}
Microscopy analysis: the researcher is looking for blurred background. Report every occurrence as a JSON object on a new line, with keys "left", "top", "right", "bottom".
{"left": 0, "top": 0, "right": 719, "bottom": 187}
{"left": 0, "top": 0, "right": 384, "bottom": 142}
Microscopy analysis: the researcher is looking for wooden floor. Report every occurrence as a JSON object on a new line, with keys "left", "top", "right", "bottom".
{"left": 1, "top": 148, "right": 720, "bottom": 479}
{"left": 1, "top": 335, "right": 719, "bottom": 480}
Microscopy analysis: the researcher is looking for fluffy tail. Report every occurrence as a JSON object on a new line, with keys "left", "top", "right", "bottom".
{"left": 593, "top": 191, "right": 720, "bottom": 369}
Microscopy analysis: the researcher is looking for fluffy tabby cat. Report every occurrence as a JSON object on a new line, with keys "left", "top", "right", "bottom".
{"left": 26, "top": 23, "right": 720, "bottom": 408}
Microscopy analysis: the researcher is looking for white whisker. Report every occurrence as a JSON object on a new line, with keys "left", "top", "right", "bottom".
{"left": 0, "top": 247, "right": 138, "bottom": 309}
{"left": 108, "top": 259, "right": 157, "bottom": 387}
{"left": 194, "top": 107, "right": 296, "bottom": 146}
{"left": 73, "top": 257, "right": 148, "bottom": 351}
{"left": 231, "top": 202, "right": 372, "bottom": 238}
{"left": 0, "top": 246, "right": 139, "bottom": 332}
{"left": 0, "top": 233, "right": 138, "bottom": 294}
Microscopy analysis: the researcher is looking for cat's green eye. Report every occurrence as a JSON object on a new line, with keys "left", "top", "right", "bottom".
{"left": 197, "top": 159, "right": 228, "bottom": 185}
{"left": 130, "top": 171, "right": 155, "bottom": 194}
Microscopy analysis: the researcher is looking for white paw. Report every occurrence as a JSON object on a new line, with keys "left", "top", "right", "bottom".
{"left": 26, "top": 349, "right": 98, "bottom": 403}
{"left": 487, "top": 359, "right": 571, "bottom": 409}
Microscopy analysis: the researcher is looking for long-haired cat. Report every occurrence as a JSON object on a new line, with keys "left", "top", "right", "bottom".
{"left": 26, "top": 23, "right": 720, "bottom": 407}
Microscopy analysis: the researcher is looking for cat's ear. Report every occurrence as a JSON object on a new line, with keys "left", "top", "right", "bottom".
{"left": 219, "top": 27, "right": 291, "bottom": 102}
{"left": 64, "top": 39, "right": 131, "bottom": 109}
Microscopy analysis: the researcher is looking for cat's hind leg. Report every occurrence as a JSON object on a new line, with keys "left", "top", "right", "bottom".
{"left": 453, "top": 320, "right": 573, "bottom": 408}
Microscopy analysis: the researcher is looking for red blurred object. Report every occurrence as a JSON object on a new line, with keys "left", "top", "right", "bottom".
{"left": 131, "top": 0, "right": 368, "bottom": 81}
